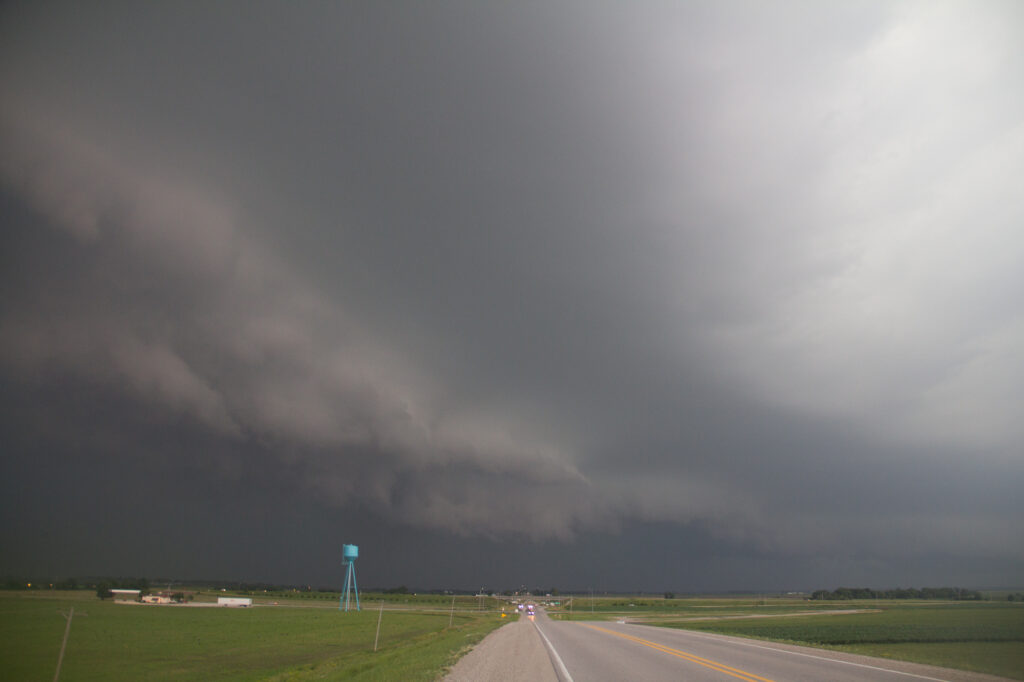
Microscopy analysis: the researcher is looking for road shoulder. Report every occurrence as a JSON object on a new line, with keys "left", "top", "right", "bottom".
{"left": 444, "top": 616, "right": 558, "bottom": 682}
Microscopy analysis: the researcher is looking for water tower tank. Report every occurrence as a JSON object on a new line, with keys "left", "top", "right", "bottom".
{"left": 340, "top": 544, "right": 360, "bottom": 611}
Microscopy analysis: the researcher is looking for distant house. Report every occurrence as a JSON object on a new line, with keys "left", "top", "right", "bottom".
{"left": 156, "top": 590, "right": 193, "bottom": 603}
{"left": 110, "top": 589, "right": 141, "bottom": 602}
{"left": 142, "top": 594, "right": 172, "bottom": 604}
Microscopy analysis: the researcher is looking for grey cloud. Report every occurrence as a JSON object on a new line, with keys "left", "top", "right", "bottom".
{"left": 0, "top": 111, "right": 587, "bottom": 537}
{"left": 2, "top": 0, "right": 1022, "bottom": 587}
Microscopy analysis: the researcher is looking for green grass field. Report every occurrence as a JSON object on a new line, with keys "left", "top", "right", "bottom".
{"left": 0, "top": 591, "right": 507, "bottom": 681}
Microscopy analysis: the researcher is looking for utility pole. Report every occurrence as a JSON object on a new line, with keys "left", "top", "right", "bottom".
{"left": 448, "top": 595, "right": 455, "bottom": 628}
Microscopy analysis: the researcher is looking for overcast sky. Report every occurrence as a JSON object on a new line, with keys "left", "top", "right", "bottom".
{"left": 2, "top": 0, "right": 1022, "bottom": 592}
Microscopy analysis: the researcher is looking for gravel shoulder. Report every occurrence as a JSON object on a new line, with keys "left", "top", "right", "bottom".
{"left": 444, "top": 615, "right": 557, "bottom": 682}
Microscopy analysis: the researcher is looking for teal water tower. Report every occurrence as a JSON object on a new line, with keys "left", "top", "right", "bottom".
{"left": 340, "top": 544, "right": 360, "bottom": 611}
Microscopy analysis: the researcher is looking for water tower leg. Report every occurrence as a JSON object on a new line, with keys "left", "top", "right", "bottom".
{"left": 352, "top": 564, "right": 359, "bottom": 611}
{"left": 347, "top": 563, "right": 353, "bottom": 611}
{"left": 340, "top": 562, "right": 351, "bottom": 611}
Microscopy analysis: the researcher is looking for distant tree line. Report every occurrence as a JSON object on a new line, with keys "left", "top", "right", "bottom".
{"left": 3, "top": 577, "right": 83, "bottom": 590}
{"left": 4, "top": 576, "right": 152, "bottom": 592}
{"left": 810, "top": 587, "right": 983, "bottom": 600}
{"left": 207, "top": 580, "right": 310, "bottom": 592}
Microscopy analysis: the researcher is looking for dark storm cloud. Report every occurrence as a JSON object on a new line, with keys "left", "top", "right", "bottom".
{"left": 2, "top": 0, "right": 1022, "bottom": 586}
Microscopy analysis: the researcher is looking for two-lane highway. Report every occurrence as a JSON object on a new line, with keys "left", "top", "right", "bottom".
{"left": 529, "top": 608, "right": 1011, "bottom": 682}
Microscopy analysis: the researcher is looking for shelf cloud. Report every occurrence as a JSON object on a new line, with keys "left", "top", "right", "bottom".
{"left": 2, "top": 0, "right": 1022, "bottom": 588}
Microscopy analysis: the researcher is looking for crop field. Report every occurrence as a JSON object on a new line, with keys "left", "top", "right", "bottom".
{"left": 0, "top": 591, "right": 507, "bottom": 681}
{"left": 549, "top": 594, "right": 857, "bottom": 620}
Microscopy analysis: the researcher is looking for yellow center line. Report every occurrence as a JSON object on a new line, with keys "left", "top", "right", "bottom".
{"left": 581, "top": 624, "right": 775, "bottom": 682}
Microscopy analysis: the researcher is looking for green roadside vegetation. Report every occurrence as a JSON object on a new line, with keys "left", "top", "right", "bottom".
{"left": 0, "top": 590, "right": 508, "bottom": 681}
{"left": 546, "top": 595, "right": 1024, "bottom": 680}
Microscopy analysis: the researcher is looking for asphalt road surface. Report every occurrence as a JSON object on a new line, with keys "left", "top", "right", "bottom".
{"left": 450, "top": 608, "right": 1013, "bottom": 682}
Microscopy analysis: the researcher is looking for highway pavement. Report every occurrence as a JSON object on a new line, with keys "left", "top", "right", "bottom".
{"left": 521, "top": 608, "right": 1012, "bottom": 682}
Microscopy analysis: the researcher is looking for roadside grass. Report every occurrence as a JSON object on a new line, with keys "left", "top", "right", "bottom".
{"left": 0, "top": 591, "right": 506, "bottom": 681}
{"left": 263, "top": 618, "right": 502, "bottom": 681}
{"left": 836, "top": 642, "right": 1022, "bottom": 679}
{"left": 658, "top": 602, "right": 1024, "bottom": 680}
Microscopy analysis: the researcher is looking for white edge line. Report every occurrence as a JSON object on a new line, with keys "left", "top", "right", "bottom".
{"left": 629, "top": 625, "right": 951, "bottom": 682}
{"left": 534, "top": 620, "right": 575, "bottom": 682}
